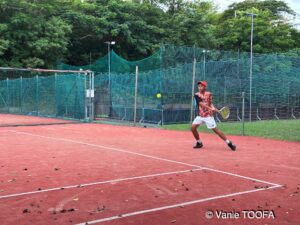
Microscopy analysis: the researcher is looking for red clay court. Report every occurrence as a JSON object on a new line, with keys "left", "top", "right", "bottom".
{"left": 0, "top": 116, "right": 299, "bottom": 225}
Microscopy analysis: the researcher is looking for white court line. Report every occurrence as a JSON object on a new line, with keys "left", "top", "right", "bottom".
{"left": 10, "top": 130, "right": 282, "bottom": 187}
{"left": 0, "top": 169, "right": 202, "bottom": 200}
{"left": 75, "top": 185, "right": 282, "bottom": 225}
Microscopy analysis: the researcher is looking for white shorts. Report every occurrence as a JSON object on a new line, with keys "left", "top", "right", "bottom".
{"left": 192, "top": 116, "right": 217, "bottom": 129}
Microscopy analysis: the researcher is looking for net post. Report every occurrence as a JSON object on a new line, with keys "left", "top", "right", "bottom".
{"left": 160, "top": 94, "right": 164, "bottom": 126}
{"left": 161, "top": 108, "right": 164, "bottom": 126}
{"left": 87, "top": 71, "right": 94, "bottom": 121}
{"left": 88, "top": 71, "right": 91, "bottom": 121}
{"left": 274, "top": 107, "right": 279, "bottom": 120}
{"left": 134, "top": 65, "right": 138, "bottom": 126}
{"left": 291, "top": 108, "right": 296, "bottom": 119}
{"left": 256, "top": 107, "right": 261, "bottom": 120}
{"left": 123, "top": 107, "right": 127, "bottom": 120}
{"left": 236, "top": 107, "right": 241, "bottom": 121}
{"left": 190, "top": 58, "right": 196, "bottom": 124}
{"left": 83, "top": 70, "right": 94, "bottom": 122}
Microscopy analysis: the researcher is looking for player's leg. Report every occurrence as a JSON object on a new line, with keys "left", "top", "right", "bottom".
{"left": 211, "top": 127, "right": 226, "bottom": 140}
{"left": 191, "top": 117, "right": 203, "bottom": 148}
{"left": 191, "top": 124, "right": 200, "bottom": 140}
{"left": 203, "top": 117, "right": 236, "bottom": 151}
{"left": 212, "top": 127, "right": 236, "bottom": 151}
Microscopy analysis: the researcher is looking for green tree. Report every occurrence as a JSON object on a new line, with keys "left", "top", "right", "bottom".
{"left": 1, "top": 0, "right": 299, "bottom": 69}
{"left": 0, "top": 0, "right": 72, "bottom": 68}
{"left": 216, "top": 5, "right": 297, "bottom": 53}
{"left": 0, "top": 23, "right": 9, "bottom": 58}
{"left": 290, "top": 28, "right": 300, "bottom": 52}
{"left": 222, "top": 0, "right": 295, "bottom": 20}
{"left": 164, "top": 1, "right": 217, "bottom": 48}
{"left": 63, "top": 0, "right": 166, "bottom": 64}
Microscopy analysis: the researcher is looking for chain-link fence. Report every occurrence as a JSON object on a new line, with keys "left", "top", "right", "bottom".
{"left": 0, "top": 68, "right": 94, "bottom": 126}
{"left": 57, "top": 44, "right": 300, "bottom": 127}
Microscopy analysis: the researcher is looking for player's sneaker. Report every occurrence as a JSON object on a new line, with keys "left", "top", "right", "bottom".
{"left": 227, "top": 141, "right": 236, "bottom": 151}
{"left": 193, "top": 142, "right": 203, "bottom": 149}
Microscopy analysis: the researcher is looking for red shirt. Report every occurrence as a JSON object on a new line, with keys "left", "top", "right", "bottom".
{"left": 195, "top": 91, "right": 213, "bottom": 117}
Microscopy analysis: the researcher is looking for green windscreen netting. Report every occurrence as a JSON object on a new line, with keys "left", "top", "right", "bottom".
{"left": 0, "top": 68, "right": 92, "bottom": 127}
{"left": 58, "top": 49, "right": 162, "bottom": 73}
{"left": 57, "top": 44, "right": 300, "bottom": 125}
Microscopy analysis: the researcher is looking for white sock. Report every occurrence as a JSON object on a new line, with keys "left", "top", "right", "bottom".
{"left": 197, "top": 140, "right": 202, "bottom": 144}
{"left": 225, "top": 139, "right": 230, "bottom": 144}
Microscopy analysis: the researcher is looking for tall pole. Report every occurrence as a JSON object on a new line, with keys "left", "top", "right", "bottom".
{"left": 105, "top": 41, "right": 115, "bottom": 117}
{"left": 160, "top": 45, "right": 164, "bottom": 125}
{"left": 250, "top": 14, "right": 253, "bottom": 121}
{"left": 106, "top": 43, "right": 111, "bottom": 117}
{"left": 36, "top": 75, "right": 39, "bottom": 115}
{"left": 247, "top": 12, "right": 256, "bottom": 122}
{"left": 108, "top": 43, "right": 111, "bottom": 89}
{"left": 236, "top": 12, "right": 256, "bottom": 121}
{"left": 190, "top": 58, "right": 196, "bottom": 124}
{"left": 134, "top": 66, "right": 138, "bottom": 126}
{"left": 203, "top": 49, "right": 209, "bottom": 80}
{"left": 190, "top": 45, "right": 196, "bottom": 124}
{"left": 203, "top": 50, "right": 206, "bottom": 80}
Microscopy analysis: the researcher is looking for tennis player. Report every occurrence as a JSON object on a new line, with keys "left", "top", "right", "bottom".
{"left": 191, "top": 81, "right": 236, "bottom": 151}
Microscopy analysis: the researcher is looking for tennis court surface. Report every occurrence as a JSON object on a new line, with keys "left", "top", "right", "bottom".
{"left": 0, "top": 120, "right": 299, "bottom": 225}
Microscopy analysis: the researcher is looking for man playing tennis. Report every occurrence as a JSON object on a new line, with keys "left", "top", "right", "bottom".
{"left": 191, "top": 81, "right": 236, "bottom": 151}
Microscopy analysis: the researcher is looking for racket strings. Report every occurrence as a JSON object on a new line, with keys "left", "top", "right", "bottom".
{"left": 220, "top": 107, "right": 230, "bottom": 119}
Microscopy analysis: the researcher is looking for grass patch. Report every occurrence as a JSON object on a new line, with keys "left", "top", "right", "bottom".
{"left": 163, "top": 119, "right": 300, "bottom": 142}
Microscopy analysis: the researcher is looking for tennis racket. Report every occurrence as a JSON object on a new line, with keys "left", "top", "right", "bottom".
{"left": 218, "top": 106, "right": 230, "bottom": 119}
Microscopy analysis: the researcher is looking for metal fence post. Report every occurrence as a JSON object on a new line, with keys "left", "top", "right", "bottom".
{"left": 20, "top": 76, "right": 22, "bottom": 113}
{"left": 36, "top": 75, "right": 39, "bottom": 115}
{"left": 6, "top": 78, "right": 9, "bottom": 113}
{"left": 134, "top": 66, "right": 138, "bottom": 126}
{"left": 190, "top": 58, "right": 196, "bottom": 124}
{"left": 242, "top": 92, "right": 245, "bottom": 135}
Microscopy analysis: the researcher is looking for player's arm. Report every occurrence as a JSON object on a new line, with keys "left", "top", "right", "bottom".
{"left": 209, "top": 93, "right": 219, "bottom": 113}
{"left": 199, "top": 102, "right": 215, "bottom": 112}
{"left": 200, "top": 93, "right": 218, "bottom": 112}
{"left": 211, "top": 103, "right": 219, "bottom": 113}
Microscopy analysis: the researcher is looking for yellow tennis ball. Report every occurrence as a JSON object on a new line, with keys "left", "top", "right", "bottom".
{"left": 156, "top": 93, "right": 161, "bottom": 99}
